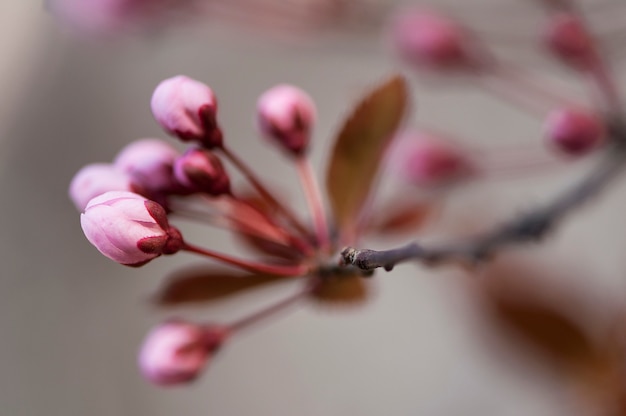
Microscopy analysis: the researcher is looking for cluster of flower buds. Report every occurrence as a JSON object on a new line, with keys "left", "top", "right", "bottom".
{"left": 70, "top": 74, "right": 326, "bottom": 385}
{"left": 67, "top": 0, "right": 622, "bottom": 399}
{"left": 386, "top": 5, "right": 610, "bottom": 184}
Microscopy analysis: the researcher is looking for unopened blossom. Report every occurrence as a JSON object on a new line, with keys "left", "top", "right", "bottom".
{"left": 69, "top": 163, "right": 140, "bottom": 211}
{"left": 544, "top": 13, "right": 594, "bottom": 69}
{"left": 390, "top": 9, "right": 474, "bottom": 70}
{"left": 151, "top": 76, "right": 222, "bottom": 148}
{"left": 545, "top": 108, "right": 605, "bottom": 156}
{"left": 174, "top": 148, "right": 231, "bottom": 196}
{"left": 139, "top": 320, "right": 229, "bottom": 386}
{"left": 114, "top": 138, "right": 181, "bottom": 193}
{"left": 257, "top": 84, "right": 316, "bottom": 156}
{"left": 80, "top": 191, "right": 183, "bottom": 266}
{"left": 387, "top": 131, "right": 472, "bottom": 186}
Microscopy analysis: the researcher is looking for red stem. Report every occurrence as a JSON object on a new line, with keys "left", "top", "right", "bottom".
{"left": 219, "top": 144, "right": 311, "bottom": 238}
{"left": 227, "top": 280, "right": 317, "bottom": 332}
{"left": 295, "top": 157, "right": 330, "bottom": 251}
{"left": 182, "top": 242, "right": 308, "bottom": 277}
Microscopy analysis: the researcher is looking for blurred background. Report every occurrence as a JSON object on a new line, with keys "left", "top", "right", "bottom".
{"left": 2, "top": 1, "right": 626, "bottom": 415}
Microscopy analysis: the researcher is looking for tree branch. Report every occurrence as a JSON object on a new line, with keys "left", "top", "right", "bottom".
{"left": 341, "top": 118, "right": 626, "bottom": 271}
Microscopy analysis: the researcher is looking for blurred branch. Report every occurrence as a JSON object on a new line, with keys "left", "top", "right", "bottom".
{"left": 341, "top": 117, "right": 626, "bottom": 271}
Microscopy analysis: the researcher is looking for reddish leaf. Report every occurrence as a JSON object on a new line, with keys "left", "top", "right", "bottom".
{"left": 152, "top": 267, "right": 285, "bottom": 306}
{"left": 326, "top": 75, "right": 408, "bottom": 236}
{"left": 222, "top": 197, "right": 293, "bottom": 246}
{"left": 480, "top": 259, "right": 597, "bottom": 370}
{"left": 234, "top": 193, "right": 308, "bottom": 260}
{"left": 366, "top": 201, "right": 433, "bottom": 236}
{"left": 237, "top": 233, "right": 305, "bottom": 261}
{"left": 311, "top": 273, "right": 370, "bottom": 307}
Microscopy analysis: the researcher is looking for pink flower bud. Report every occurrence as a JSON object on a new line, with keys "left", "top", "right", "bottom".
{"left": 151, "top": 76, "right": 223, "bottom": 148}
{"left": 174, "top": 148, "right": 231, "bottom": 196}
{"left": 257, "top": 84, "right": 316, "bottom": 156}
{"left": 390, "top": 9, "right": 473, "bottom": 70}
{"left": 544, "top": 14, "right": 594, "bottom": 69}
{"left": 114, "top": 139, "right": 181, "bottom": 193}
{"left": 544, "top": 108, "right": 605, "bottom": 156}
{"left": 49, "top": 0, "right": 175, "bottom": 35}
{"left": 49, "top": 0, "right": 136, "bottom": 35}
{"left": 69, "top": 163, "right": 141, "bottom": 211}
{"left": 80, "top": 191, "right": 183, "bottom": 266}
{"left": 139, "top": 320, "right": 229, "bottom": 386}
{"left": 387, "top": 131, "right": 472, "bottom": 186}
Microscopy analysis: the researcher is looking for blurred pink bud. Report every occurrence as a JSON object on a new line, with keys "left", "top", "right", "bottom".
{"left": 388, "top": 131, "right": 472, "bottom": 186}
{"left": 544, "top": 108, "right": 605, "bottom": 156}
{"left": 80, "top": 191, "right": 183, "bottom": 266}
{"left": 390, "top": 9, "right": 473, "bottom": 70}
{"left": 49, "top": 0, "right": 160, "bottom": 35}
{"left": 257, "top": 84, "right": 316, "bottom": 156}
{"left": 174, "top": 148, "right": 231, "bottom": 196}
{"left": 151, "top": 76, "right": 223, "bottom": 148}
{"left": 544, "top": 14, "right": 594, "bottom": 69}
{"left": 139, "top": 320, "right": 229, "bottom": 386}
{"left": 114, "top": 138, "right": 181, "bottom": 192}
{"left": 69, "top": 163, "right": 140, "bottom": 211}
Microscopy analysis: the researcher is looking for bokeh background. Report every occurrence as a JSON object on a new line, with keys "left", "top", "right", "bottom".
{"left": 2, "top": 1, "right": 626, "bottom": 415}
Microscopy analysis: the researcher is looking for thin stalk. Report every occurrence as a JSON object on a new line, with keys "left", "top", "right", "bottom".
{"left": 223, "top": 194, "right": 315, "bottom": 257}
{"left": 219, "top": 144, "right": 311, "bottom": 237}
{"left": 295, "top": 157, "right": 330, "bottom": 251}
{"left": 182, "top": 242, "right": 308, "bottom": 277}
{"left": 227, "top": 280, "right": 317, "bottom": 332}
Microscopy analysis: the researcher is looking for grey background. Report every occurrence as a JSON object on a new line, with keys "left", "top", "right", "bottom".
{"left": 1, "top": 1, "right": 626, "bottom": 415}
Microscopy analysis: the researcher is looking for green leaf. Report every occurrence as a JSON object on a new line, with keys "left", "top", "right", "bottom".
{"left": 326, "top": 75, "right": 409, "bottom": 237}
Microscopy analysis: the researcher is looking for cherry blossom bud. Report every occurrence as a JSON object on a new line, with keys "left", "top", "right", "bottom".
{"left": 139, "top": 320, "right": 229, "bottom": 386}
{"left": 114, "top": 139, "right": 181, "bottom": 193}
{"left": 49, "top": 0, "right": 177, "bottom": 35}
{"left": 151, "top": 76, "right": 223, "bottom": 148}
{"left": 390, "top": 9, "right": 474, "bottom": 70}
{"left": 69, "top": 163, "right": 141, "bottom": 211}
{"left": 544, "top": 108, "right": 605, "bottom": 156}
{"left": 174, "top": 148, "right": 231, "bottom": 196}
{"left": 257, "top": 84, "right": 316, "bottom": 156}
{"left": 544, "top": 14, "right": 594, "bottom": 69}
{"left": 80, "top": 191, "right": 183, "bottom": 266}
{"left": 388, "top": 131, "right": 472, "bottom": 186}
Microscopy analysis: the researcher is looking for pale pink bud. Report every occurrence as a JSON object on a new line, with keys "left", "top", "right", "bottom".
{"left": 544, "top": 108, "right": 605, "bottom": 156}
{"left": 544, "top": 14, "right": 594, "bottom": 69}
{"left": 173, "top": 148, "right": 231, "bottom": 196}
{"left": 139, "top": 320, "right": 229, "bottom": 386}
{"left": 390, "top": 9, "right": 473, "bottom": 70}
{"left": 257, "top": 84, "right": 316, "bottom": 156}
{"left": 114, "top": 139, "right": 181, "bottom": 192}
{"left": 388, "top": 131, "right": 472, "bottom": 186}
{"left": 80, "top": 191, "right": 183, "bottom": 266}
{"left": 49, "top": 0, "right": 137, "bottom": 35}
{"left": 151, "top": 76, "right": 222, "bottom": 148}
{"left": 69, "top": 163, "right": 141, "bottom": 211}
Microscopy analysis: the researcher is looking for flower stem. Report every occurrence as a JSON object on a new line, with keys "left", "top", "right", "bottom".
{"left": 295, "top": 157, "right": 331, "bottom": 251}
{"left": 182, "top": 242, "right": 308, "bottom": 277}
{"left": 476, "top": 64, "right": 578, "bottom": 117}
{"left": 219, "top": 144, "right": 311, "bottom": 238}
{"left": 227, "top": 279, "right": 317, "bottom": 332}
